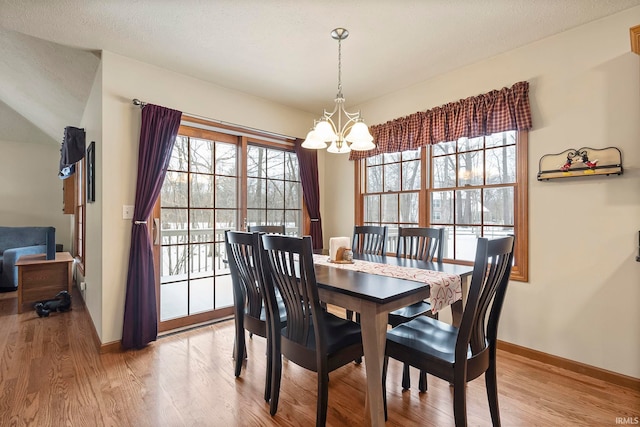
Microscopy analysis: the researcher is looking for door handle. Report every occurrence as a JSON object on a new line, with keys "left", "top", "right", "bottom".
{"left": 153, "top": 218, "right": 160, "bottom": 245}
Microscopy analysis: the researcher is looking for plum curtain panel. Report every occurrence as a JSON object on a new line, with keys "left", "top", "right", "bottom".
{"left": 294, "top": 139, "right": 323, "bottom": 249}
{"left": 122, "top": 104, "right": 182, "bottom": 350}
{"left": 349, "top": 81, "right": 532, "bottom": 160}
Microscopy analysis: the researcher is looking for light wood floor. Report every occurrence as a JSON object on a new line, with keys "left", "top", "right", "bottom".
{"left": 0, "top": 289, "right": 638, "bottom": 427}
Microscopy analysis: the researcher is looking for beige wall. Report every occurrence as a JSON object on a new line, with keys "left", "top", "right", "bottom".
{"left": 68, "top": 7, "right": 639, "bottom": 379}
{"left": 95, "top": 51, "right": 315, "bottom": 343}
{"left": 324, "top": 8, "right": 640, "bottom": 378}
{"left": 79, "top": 60, "right": 103, "bottom": 338}
{"left": 321, "top": 152, "right": 355, "bottom": 243}
{"left": 0, "top": 139, "right": 71, "bottom": 250}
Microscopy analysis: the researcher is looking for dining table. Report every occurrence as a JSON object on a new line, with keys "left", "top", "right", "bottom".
{"left": 313, "top": 253, "right": 473, "bottom": 427}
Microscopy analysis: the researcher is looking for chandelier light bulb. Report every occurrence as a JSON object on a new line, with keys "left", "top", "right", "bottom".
{"left": 314, "top": 120, "right": 338, "bottom": 142}
{"left": 327, "top": 140, "right": 351, "bottom": 154}
{"left": 301, "top": 129, "right": 328, "bottom": 149}
{"left": 345, "top": 121, "right": 375, "bottom": 151}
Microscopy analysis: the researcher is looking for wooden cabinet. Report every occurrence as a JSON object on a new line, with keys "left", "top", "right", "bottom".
{"left": 62, "top": 175, "right": 75, "bottom": 214}
{"left": 16, "top": 252, "right": 73, "bottom": 313}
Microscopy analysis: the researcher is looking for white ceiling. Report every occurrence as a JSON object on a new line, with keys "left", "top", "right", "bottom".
{"left": 1, "top": 0, "right": 639, "bottom": 145}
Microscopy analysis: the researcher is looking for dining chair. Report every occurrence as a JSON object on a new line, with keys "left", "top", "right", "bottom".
{"left": 352, "top": 225, "right": 387, "bottom": 255}
{"left": 224, "top": 230, "right": 287, "bottom": 402}
{"left": 389, "top": 226, "right": 444, "bottom": 391}
{"left": 395, "top": 226, "right": 444, "bottom": 262}
{"left": 260, "top": 234, "right": 364, "bottom": 426}
{"left": 247, "top": 225, "right": 286, "bottom": 234}
{"left": 382, "top": 236, "right": 515, "bottom": 427}
{"left": 346, "top": 225, "right": 388, "bottom": 323}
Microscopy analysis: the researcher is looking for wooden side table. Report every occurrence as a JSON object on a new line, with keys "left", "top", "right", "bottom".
{"left": 16, "top": 252, "right": 74, "bottom": 313}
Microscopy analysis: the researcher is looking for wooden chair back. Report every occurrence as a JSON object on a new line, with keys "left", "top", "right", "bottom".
{"left": 247, "top": 225, "right": 286, "bottom": 234}
{"left": 225, "top": 230, "right": 274, "bottom": 391}
{"left": 458, "top": 236, "right": 515, "bottom": 364}
{"left": 396, "top": 227, "right": 444, "bottom": 262}
{"left": 225, "top": 230, "right": 264, "bottom": 322}
{"left": 352, "top": 225, "right": 387, "bottom": 255}
{"left": 260, "top": 234, "right": 326, "bottom": 365}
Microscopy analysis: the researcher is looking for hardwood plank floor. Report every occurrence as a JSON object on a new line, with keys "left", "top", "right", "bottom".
{"left": 0, "top": 289, "right": 638, "bottom": 426}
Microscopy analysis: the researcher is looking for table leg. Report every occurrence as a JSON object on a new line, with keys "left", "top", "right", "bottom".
{"left": 451, "top": 275, "right": 471, "bottom": 327}
{"left": 359, "top": 302, "right": 388, "bottom": 427}
{"left": 451, "top": 300, "right": 463, "bottom": 327}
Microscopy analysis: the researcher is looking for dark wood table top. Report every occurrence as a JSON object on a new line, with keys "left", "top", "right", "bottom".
{"left": 313, "top": 254, "right": 473, "bottom": 305}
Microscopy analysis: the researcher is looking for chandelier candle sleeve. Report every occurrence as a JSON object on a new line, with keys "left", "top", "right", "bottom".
{"left": 301, "top": 28, "right": 375, "bottom": 154}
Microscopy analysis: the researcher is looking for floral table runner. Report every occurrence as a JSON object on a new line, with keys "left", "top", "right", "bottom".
{"left": 312, "top": 254, "right": 462, "bottom": 314}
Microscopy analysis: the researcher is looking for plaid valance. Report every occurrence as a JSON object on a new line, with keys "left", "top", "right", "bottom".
{"left": 349, "top": 81, "right": 532, "bottom": 160}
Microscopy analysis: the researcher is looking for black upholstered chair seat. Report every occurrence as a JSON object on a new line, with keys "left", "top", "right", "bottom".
{"left": 244, "top": 299, "right": 287, "bottom": 338}
{"left": 386, "top": 316, "right": 473, "bottom": 365}
{"left": 281, "top": 311, "right": 362, "bottom": 354}
{"left": 258, "top": 296, "right": 287, "bottom": 323}
{"left": 388, "top": 301, "right": 432, "bottom": 326}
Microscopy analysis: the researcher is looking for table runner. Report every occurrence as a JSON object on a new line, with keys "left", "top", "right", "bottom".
{"left": 312, "top": 254, "right": 462, "bottom": 313}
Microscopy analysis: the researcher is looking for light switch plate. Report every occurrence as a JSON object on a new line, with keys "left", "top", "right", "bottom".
{"left": 122, "top": 205, "right": 134, "bottom": 220}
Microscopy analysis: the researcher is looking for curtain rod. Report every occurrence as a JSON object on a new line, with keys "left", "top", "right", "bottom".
{"left": 131, "top": 98, "right": 296, "bottom": 141}
{"left": 132, "top": 98, "right": 147, "bottom": 108}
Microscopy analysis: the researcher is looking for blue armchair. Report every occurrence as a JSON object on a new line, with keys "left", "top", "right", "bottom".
{"left": 0, "top": 226, "right": 56, "bottom": 291}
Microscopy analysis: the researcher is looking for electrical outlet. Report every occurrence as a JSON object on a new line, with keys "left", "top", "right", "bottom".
{"left": 122, "top": 205, "right": 134, "bottom": 220}
{"left": 79, "top": 281, "right": 86, "bottom": 291}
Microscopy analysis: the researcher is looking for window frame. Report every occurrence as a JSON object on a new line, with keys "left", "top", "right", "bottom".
{"left": 74, "top": 157, "right": 86, "bottom": 275}
{"left": 355, "top": 130, "right": 528, "bottom": 282}
{"left": 360, "top": 149, "right": 424, "bottom": 254}
{"left": 245, "top": 142, "right": 303, "bottom": 234}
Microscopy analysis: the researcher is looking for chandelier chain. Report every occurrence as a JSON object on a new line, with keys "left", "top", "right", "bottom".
{"left": 337, "top": 38, "right": 343, "bottom": 97}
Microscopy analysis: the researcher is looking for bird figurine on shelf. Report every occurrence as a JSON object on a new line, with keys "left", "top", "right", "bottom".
{"left": 581, "top": 153, "right": 598, "bottom": 169}
{"left": 560, "top": 156, "right": 573, "bottom": 172}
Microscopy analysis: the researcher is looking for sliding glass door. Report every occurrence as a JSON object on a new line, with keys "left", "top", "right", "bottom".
{"left": 154, "top": 125, "right": 303, "bottom": 332}
{"left": 156, "top": 132, "right": 238, "bottom": 330}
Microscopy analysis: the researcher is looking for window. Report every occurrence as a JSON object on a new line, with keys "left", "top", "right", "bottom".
{"left": 246, "top": 145, "right": 301, "bottom": 234}
{"left": 359, "top": 130, "right": 528, "bottom": 281}
{"left": 363, "top": 149, "right": 422, "bottom": 253}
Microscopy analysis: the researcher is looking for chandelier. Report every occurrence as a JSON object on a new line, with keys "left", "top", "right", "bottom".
{"left": 301, "top": 28, "right": 375, "bottom": 154}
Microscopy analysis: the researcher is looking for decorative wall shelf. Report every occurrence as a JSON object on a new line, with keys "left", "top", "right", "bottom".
{"left": 537, "top": 147, "right": 623, "bottom": 181}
